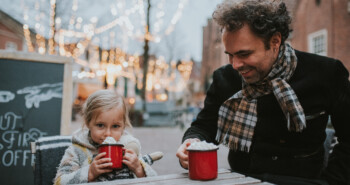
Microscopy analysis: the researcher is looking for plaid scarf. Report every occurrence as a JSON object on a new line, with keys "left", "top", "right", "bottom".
{"left": 216, "top": 44, "right": 306, "bottom": 152}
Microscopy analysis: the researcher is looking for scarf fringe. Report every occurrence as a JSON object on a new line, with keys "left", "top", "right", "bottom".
{"left": 216, "top": 132, "right": 251, "bottom": 152}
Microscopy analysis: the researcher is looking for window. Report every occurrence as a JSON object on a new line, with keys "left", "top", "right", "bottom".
{"left": 308, "top": 29, "right": 327, "bottom": 56}
{"left": 5, "top": 41, "right": 17, "bottom": 51}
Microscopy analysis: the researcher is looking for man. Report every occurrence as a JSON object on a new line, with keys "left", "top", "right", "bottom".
{"left": 176, "top": 0, "right": 350, "bottom": 184}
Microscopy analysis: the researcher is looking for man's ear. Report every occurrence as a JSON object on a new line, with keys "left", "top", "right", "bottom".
{"left": 270, "top": 32, "right": 282, "bottom": 48}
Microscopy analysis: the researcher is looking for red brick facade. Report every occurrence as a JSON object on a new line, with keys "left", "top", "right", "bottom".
{"left": 201, "top": 19, "right": 226, "bottom": 89}
{"left": 0, "top": 11, "right": 25, "bottom": 51}
{"left": 0, "top": 23, "right": 23, "bottom": 50}
{"left": 290, "top": 0, "right": 350, "bottom": 72}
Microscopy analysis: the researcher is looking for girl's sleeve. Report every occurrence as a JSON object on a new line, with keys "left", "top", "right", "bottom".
{"left": 54, "top": 145, "right": 90, "bottom": 185}
{"left": 139, "top": 157, "right": 158, "bottom": 177}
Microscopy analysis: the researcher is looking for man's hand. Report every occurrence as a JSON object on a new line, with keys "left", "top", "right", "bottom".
{"left": 176, "top": 138, "right": 200, "bottom": 169}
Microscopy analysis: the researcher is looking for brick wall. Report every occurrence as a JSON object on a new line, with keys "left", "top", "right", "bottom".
{"left": 291, "top": 0, "right": 350, "bottom": 72}
{"left": 0, "top": 22, "right": 23, "bottom": 51}
{"left": 201, "top": 19, "right": 226, "bottom": 89}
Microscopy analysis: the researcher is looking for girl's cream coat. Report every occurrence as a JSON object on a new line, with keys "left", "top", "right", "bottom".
{"left": 54, "top": 128, "right": 157, "bottom": 185}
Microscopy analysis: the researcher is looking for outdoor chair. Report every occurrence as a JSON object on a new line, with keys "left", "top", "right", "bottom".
{"left": 31, "top": 135, "right": 72, "bottom": 185}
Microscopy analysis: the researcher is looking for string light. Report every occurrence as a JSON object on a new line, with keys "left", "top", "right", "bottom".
{"left": 22, "top": 4, "right": 35, "bottom": 52}
{"left": 150, "top": 0, "right": 189, "bottom": 42}
{"left": 36, "top": 34, "right": 46, "bottom": 54}
{"left": 20, "top": 0, "right": 194, "bottom": 101}
{"left": 48, "top": 0, "right": 56, "bottom": 55}
{"left": 26, "top": 0, "right": 187, "bottom": 61}
{"left": 23, "top": 24, "right": 34, "bottom": 52}
{"left": 34, "top": 0, "right": 42, "bottom": 54}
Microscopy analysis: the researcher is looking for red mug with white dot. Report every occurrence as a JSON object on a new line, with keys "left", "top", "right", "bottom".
{"left": 99, "top": 144, "right": 125, "bottom": 169}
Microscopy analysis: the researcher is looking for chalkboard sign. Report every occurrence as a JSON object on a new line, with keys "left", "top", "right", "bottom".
{"left": 0, "top": 51, "right": 72, "bottom": 185}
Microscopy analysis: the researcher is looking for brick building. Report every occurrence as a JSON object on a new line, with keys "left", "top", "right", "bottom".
{"left": 201, "top": 0, "right": 350, "bottom": 89}
{"left": 201, "top": 19, "right": 226, "bottom": 90}
{"left": 290, "top": 0, "right": 350, "bottom": 72}
{"left": 0, "top": 10, "right": 36, "bottom": 51}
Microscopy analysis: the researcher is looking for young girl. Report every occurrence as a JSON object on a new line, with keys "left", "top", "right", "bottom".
{"left": 54, "top": 90, "right": 157, "bottom": 184}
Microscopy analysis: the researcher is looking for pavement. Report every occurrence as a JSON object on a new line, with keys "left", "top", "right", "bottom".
{"left": 71, "top": 116, "right": 231, "bottom": 175}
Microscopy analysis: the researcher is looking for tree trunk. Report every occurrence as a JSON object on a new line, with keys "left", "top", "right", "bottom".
{"left": 141, "top": 0, "right": 151, "bottom": 112}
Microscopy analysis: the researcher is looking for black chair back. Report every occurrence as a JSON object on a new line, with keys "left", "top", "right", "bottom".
{"left": 34, "top": 136, "right": 72, "bottom": 185}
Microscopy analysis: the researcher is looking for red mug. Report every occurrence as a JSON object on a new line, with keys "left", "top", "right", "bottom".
{"left": 187, "top": 148, "right": 218, "bottom": 180}
{"left": 98, "top": 144, "right": 125, "bottom": 169}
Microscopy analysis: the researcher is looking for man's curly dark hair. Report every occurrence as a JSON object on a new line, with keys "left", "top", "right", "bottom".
{"left": 213, "top": 0, "right": 292, "bottom": 49}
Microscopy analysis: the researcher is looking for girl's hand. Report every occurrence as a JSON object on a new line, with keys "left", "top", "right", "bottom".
{"left": 123, "top": 149, "right": 145, "bottom": 177}
{"left": 88, "top": 152, "right": 113, "bottom": 182}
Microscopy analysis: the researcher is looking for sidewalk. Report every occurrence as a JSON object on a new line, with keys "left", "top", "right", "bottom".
{"left": 71, "top": 116, "right": 230, "bottom": 175}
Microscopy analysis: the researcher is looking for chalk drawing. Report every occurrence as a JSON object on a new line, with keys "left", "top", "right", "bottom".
{"left": 17, "top": 83, "right": 63, "bottom": 109}
{"left": 0, "top": 91, "right": 15, "bottom": 103}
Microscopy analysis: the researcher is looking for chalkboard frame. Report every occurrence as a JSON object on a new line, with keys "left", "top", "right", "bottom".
{"left": 0, "top": 50, "right": 73, "bottom": 135}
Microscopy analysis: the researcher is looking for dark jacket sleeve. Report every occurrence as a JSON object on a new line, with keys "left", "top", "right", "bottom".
{"left": 182, "top": 65, "right": 241, "bottom": 143}
{"left": 323, "top": 60, "right": 350, "bottom": 185}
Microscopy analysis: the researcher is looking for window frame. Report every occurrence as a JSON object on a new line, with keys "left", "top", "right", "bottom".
{"left": 308, "top": 29, "right": 328, "bottom": 56}
{"left": 5, "top": 41, "right": 18, "bottom": 51}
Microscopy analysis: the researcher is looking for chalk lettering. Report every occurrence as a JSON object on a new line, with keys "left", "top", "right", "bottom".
{"left": 14, "top": 150, "right": 22, "bottom": 166}
{"left": 2, "top": 130, "right": 18, "bottom": 149}
{"left": 1, "top": 149, "right": 33, "bottom": 167}
{"left": 0, "top": 110, "right": 48, "bottom": 168}
{"left": 2, "top": 150, "right": 12, "bottom": 167}
{"left": 0, "top": 126, "right": 47, "bottom": 167}
{"left": 23, "top": 150, "right": 30, "bottom": 166}
{"left": 18, "top": 134, "right": 21, "bottom": 147}
{"left": 1, "top": 129, "right": 47, "bottom": 150}
{"left": 0, "top": 112, "right": 22, "bottom": 131}
{"left": 23, "top": 128, "right": 46, "bottom": 147}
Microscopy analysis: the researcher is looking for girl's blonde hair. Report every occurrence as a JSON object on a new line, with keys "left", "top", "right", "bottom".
{"left": 82, "top": 89, "right": 132, "bottom": 128}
